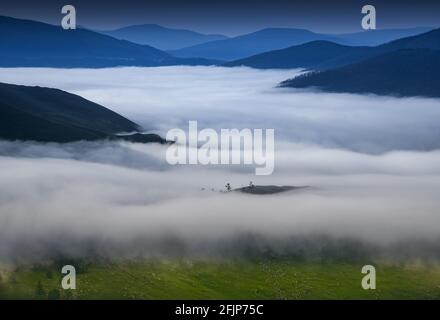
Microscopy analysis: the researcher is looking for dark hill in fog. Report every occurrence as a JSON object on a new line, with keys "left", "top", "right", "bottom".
{"left": 0, "top": 82, "right": 164, "bottom": 143}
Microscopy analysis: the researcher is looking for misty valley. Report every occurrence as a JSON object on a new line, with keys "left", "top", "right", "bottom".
{"left": 0, "top": 16, "right": 440, "bottom": 300}
{"left": 1, "top": 65, "right": 440, "bottom": 299}
{"left": 1, "top": 0, "right": 440, "bottom": 309}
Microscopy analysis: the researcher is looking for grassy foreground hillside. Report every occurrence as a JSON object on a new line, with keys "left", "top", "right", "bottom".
{"left": 1, "top": 259, "right": 440, "bottom": 300}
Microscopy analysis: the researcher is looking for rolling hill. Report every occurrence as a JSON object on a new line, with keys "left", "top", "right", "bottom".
{"left": 170, "top": 27, "right": 434, "bottom": 61}
{"left": 226, "top": 28, "right": 440, "bottom": 70}
{"left": 280, "top": 49, "right": 440, "bottom": 98}
{"left": 224, "top": 41, "right": 369, "bottom": 69}
{"left": 318, "top": 28, "right": 440, "bottom": 68}
{"left": 170, "top": 28, "right": 341, "bottom": 61}
{"left": 0, "top": 16, "right": 216, "bottom": 67}
{"left": 101, "top": 24, "right": 228, "bottom": 50}
{"left": 0, "top": 82, "right": 164, "bottom": 143}
{"left": 337, "top": 27, "right": 433, "bottom": 46}
{"left": 2, "top": 16, "right": 434, "bottom": 67}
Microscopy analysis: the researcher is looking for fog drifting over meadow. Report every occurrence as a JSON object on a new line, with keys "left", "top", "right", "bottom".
{"left": 1, "top": 66, "right": 440, "bottom": 263}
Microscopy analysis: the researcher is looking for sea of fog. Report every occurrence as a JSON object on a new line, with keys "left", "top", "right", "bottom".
{"left": 1, "top": 66, "right": 440, "bottom": 263}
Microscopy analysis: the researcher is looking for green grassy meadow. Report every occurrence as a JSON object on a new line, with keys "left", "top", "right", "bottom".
{"left": 1, "top": 259, "right": 440, "bottom": 300}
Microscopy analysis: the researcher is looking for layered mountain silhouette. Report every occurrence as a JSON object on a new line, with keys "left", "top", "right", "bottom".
{"left": 276, "top": 28, "right": 440, "bottom": 97}
{"left": 0, "top": 16, "right": 216, "bottom": 67}
{"left": 170, "top": 28, "right": 340, "bottom": 61}
{"left": 101, "top": 24, "right": 228, "bottom": 50}
{"left": 2, "top": 16, "right": 434, "bottom": 66}
{"left": 377, "top": 27, "right": 440, "bottom": 51}
{"left": 227, "top": 28, "right": 440, "bottom": 70}
{"left": 0, "top": 82, "right": 164, "bottom": 143}
{"left": 337, "top": 27, "right": 433, "bottom": 46}
{"left": 170, "top": 27, "right": 433, "bottom": 61}
{"left": 224, "top": 41, "right": 369, "bottom": 69}
{"left": 280, "top": 49, "right": 440, "bottom": 98}
{"left": 2, "top": 14, "right": 439, "bottom": 99}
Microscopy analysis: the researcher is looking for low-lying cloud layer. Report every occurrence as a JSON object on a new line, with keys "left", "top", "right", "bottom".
{"left": 0, "top": 67, "right": 440, "bottom": 263}
{"left": 2, "top": 66, "right": 440, "bottom": 153}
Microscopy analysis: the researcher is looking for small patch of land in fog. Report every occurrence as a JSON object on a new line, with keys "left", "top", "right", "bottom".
{"left": 235, "top": 185, "right": 309, "bottom": 195}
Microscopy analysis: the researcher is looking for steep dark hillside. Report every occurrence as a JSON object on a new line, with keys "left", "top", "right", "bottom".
{"left": 280, "top": 49, "right": 440, "bottom": 98}
{"left": 0, "top": 82, "right": 166, "bottom": 143}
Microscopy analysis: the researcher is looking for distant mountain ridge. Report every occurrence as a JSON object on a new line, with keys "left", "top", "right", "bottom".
{"left": 0, "top": 82, "right": 164, "bottom": 143}
{"left": 336, "top": 27, "right": 433, "bottom": 46}
{"left": 224, "top": 41, "right": 369, "bottom": 69}
{"left": 0, "top": 16, "right": 217, "bottom": 67}
{"left": 170, "top": 28, "right": 340, "bottom": 61}
{"left": 171, "top": 27, "right": 434, "bottom": 61}
{"left": 277, "top": 28, "right": 440, "bottom": 98}
{"left": 226, "top": 28, "right": 440, "bottom": 70}
{"left": 1, "top": 16, "right": 435, "bottom": 67}
{"left": 101, "top": 24, "right": 228, "bottom": 50}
